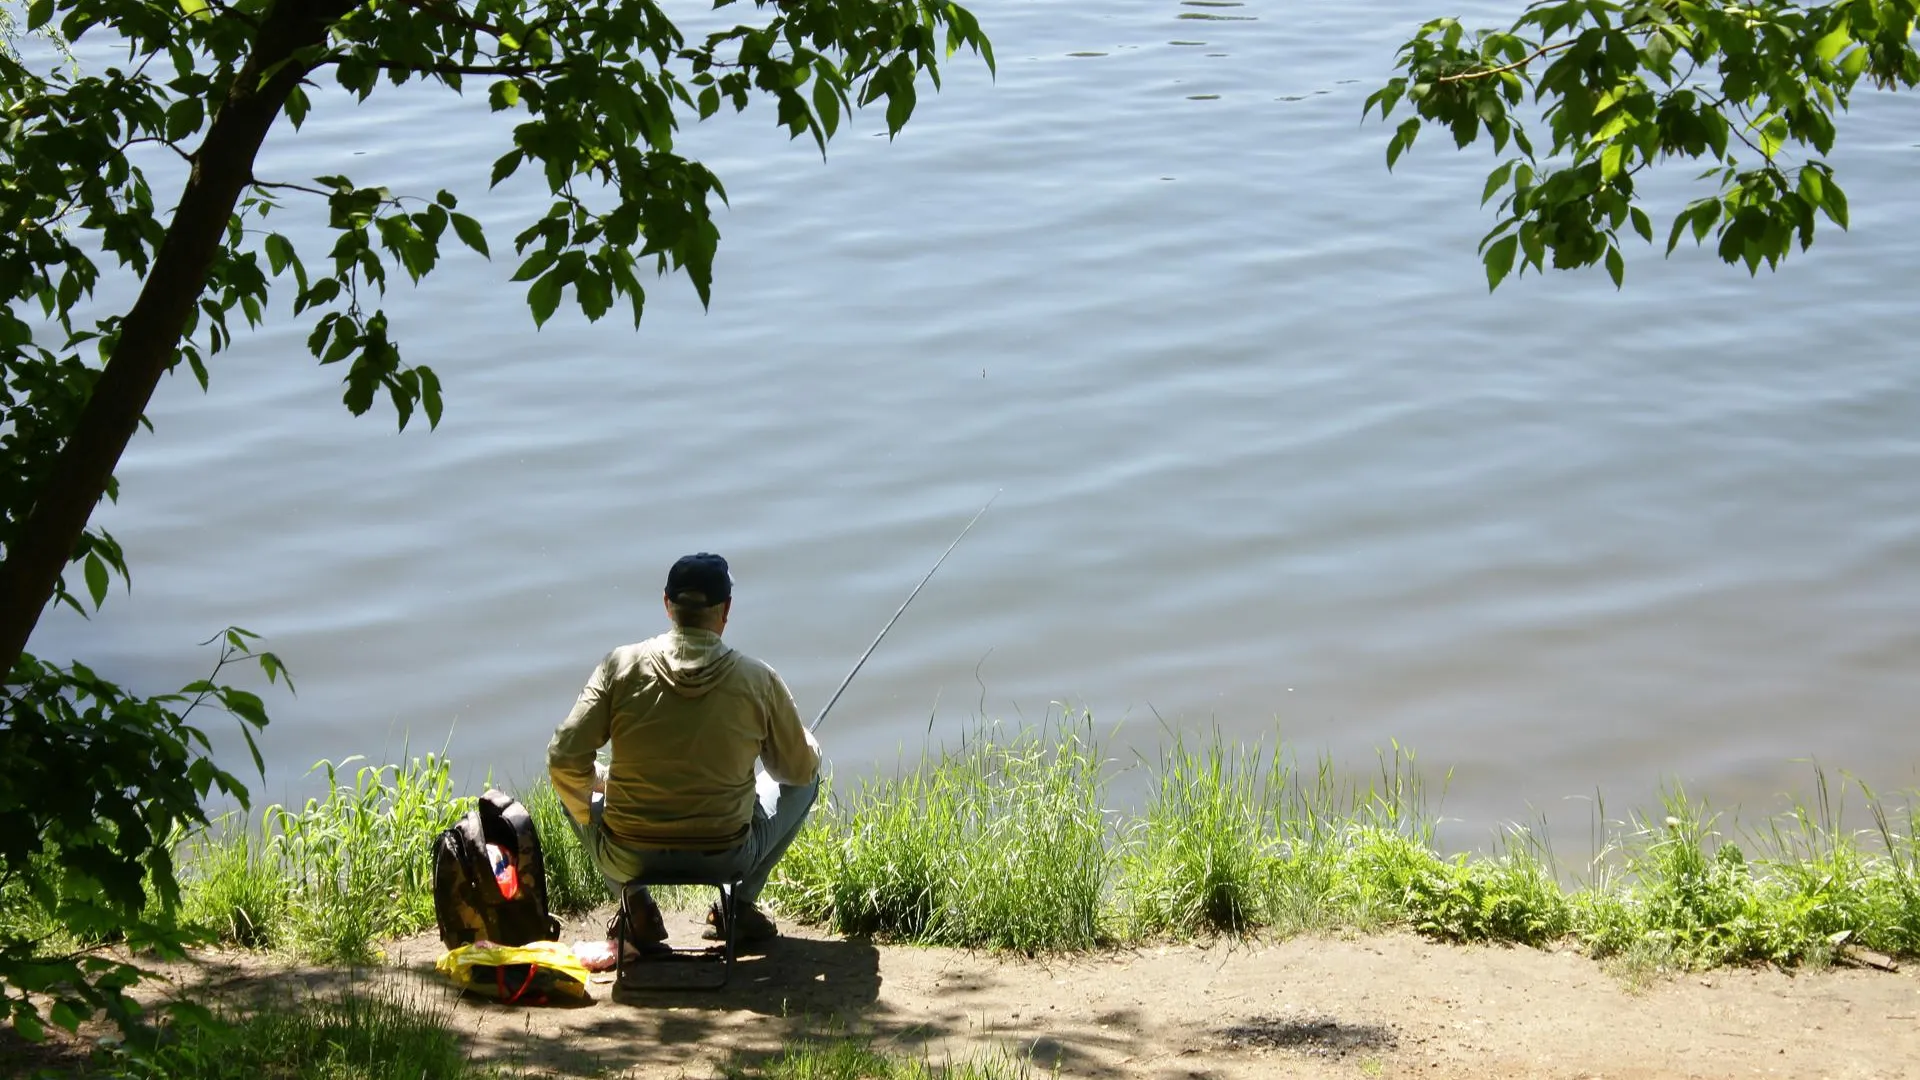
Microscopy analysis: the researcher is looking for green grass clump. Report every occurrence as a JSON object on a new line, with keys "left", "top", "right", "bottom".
{"left": 1122, "top": 734, "right": 1271, "bottom": 936}
{"left": 771, "top": 719, "right": 1110, "bottom": 951}
{"left": 176, "top": 823, "right": 289, "bottom": 950}
{"left": 268, "top": 754, "right": 468, "bottom": 962}
{"left": 734, "top": 1035, "right": 1034, "bottom": 1080}
{"left": 1338, "top": 827, "right": 1570, "bottom": 946}
{"left": 98, "top": 985, "right": 491, "bottom": 1080}
{"left": 175, "top": 753, "right": 468, "bottom": 962}
{"left": 1574, "top": 780, "right": 1920, "bottom": 971}
{"left": 522, "top": 780, "right": 610, "bottom": 916}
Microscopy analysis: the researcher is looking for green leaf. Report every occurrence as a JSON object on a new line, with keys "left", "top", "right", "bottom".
{"left": 285, "top": 85, "right": 310, "bottom": 130}
{"left": 1605, "top": 245, "right": 1624, "bottom": 288}
{"left": 1757, "top": 116, "right": 1787, "bottom": 159}
{"left": 528, "top": 270, "right": 563, "bottom": 327}
{"left": 489, "top": 80, "right": 521, "bottom": 111}
{"left": 885, "top": 76, "right": 916, "bottom": 135}
{"left": 13, "top": 1005, "right": 44, "bottom": 1043}
{"left": 1840, "top": 45, "right": 1869, "bottom": 81}
{"left": 1824, "top": 180, "right": 1849, "bottom": 230}
{"left": 450, "top": 214, "right": 489, "bottom": 258}
{"left": 419, "top": 365, "right": 444, "bottom": 428}
{"left": 1643, "top": 26, "right": 1675, "bottom": 71}
{"left": 84, "top": 552, "right": 109, "bottom": 608}
{"left": 1629, "top": 206, "right": 1652, "bottom": 243}
{"left": 264, "top": 233, "right": 295, "bottom": 275}
{"left": 1480, "top": 160, "right": 1515, "bottom": 206}
{"left": 1600, "top": 142, "right": 1625, "bottom": 180}
{"left": 511, "top": 248, "right": 556, "bottom": 283}
{"left": 812, "top": 78, "right": 841, "bottom": 138}
{"left": 1483, "top": 234, "right": 1519, "bottom": 291}
{"left": 490, "top": 151, "right": 524, "bottom": 188}
{"left": 1813, "top": 26, "right": 1852, "bottom": 62}
{"left": 1386, "top": 118, "right": 1420, "bottom": 170}
{"left": 165, "top": 98, "right": 205, "bottom": 144}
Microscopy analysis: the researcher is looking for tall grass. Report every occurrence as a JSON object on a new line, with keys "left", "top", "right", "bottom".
{"left": 177, "top": 754, "right": 469, "bottom": 962}
{"left": 773, "top": 718, "right": 1110, "bottom": 951}
{"left": 177, "top": 822, "right": 289, "bottom": 949}
{"left": 269, "top": 754, "right": 469, "bottom": 962}
{"left": 1122, "top": 733, "right": 1273, "bottom": 936}
{"left": 772, "top": 723, "right": 1920, "bottom": 970}
{"left": 523, "top": 779, "right": 611, "bottom": 916}
{"left": 175, "top": 755, "right": 616, "bottom": 959}
{"left": 163, "top": 726, "right": 1920, "bottom": 976}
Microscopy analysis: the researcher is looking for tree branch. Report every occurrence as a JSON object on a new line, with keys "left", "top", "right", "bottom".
{"left": 1436, "top": 39, "right": 1575, "bottom": 83}
{"left": 316, "top": 55, "right": 566, "bottom": 77}
{"left": 249, "top": 178, "right": 337, "bottom": 198}
{"left": 390, "top": 0, "right": 507, "bottom": 39}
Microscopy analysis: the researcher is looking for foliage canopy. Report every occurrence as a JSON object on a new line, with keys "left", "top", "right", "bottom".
{"left": 1368, "top": 0, "right": 1919, "bottom": 289}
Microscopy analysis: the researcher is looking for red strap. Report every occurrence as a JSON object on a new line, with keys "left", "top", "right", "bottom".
{"left": 496, "top": 963, "right": 539, "bottom": 1004}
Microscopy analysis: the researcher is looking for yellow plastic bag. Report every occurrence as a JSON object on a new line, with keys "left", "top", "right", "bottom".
{"left": 435, "top": 940, "right": 592, "bottom": 1005}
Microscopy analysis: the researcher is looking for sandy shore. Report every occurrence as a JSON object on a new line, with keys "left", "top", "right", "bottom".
{"left": 145, "top": 905, "right": 1920, "bottom": 1080}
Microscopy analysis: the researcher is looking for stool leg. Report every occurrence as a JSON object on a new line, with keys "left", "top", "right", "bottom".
{"left": 613, "top": 887, "right": 631, "bottom": 991}
{"left": 720, "top": 882, "right": 737, "bottom": 988}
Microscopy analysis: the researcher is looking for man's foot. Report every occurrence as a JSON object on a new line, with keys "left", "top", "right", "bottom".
{"left": 612, "top": 886, "right": 672, "bottom": 958}
{"left": 702, "top": 901, "right": 778, "bottom": 944}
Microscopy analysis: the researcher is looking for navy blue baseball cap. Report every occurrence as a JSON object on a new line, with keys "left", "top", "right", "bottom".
{"left": 665, "top": 553, "right": 732, "bottom": 606}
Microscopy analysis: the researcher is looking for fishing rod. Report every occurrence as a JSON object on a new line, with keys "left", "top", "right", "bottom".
{"left": 810, "top": 491, "right": 999, "bottom": 733}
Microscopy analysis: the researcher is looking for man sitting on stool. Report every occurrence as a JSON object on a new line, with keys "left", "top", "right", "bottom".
{"left": 547, "top": 552, "right": 822, "bottom": 951}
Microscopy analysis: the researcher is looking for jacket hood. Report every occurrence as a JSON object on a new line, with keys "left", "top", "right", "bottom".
{"left": 643, "top": 628, "right": 741, "bottom": 698}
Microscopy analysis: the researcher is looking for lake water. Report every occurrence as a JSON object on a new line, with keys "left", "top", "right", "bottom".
{"left": 28, "top": 0, "right": 1920, "bottom": 841}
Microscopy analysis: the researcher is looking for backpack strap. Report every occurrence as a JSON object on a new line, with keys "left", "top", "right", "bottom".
{"left": 496, "top": 962, "right": 539, "bottom": 1004}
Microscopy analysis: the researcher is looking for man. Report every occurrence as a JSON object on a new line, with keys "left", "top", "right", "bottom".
{"left": 547, "top": 552, "right": 822, "bottom": 950}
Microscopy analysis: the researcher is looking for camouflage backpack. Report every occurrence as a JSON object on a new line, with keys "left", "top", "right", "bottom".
{"left": 432, "top": 788, "right": 562, "bottom": 948}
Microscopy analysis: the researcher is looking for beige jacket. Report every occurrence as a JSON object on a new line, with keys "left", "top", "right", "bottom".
{"left": 547, "top": 628, "right": 820, "bottom": 850}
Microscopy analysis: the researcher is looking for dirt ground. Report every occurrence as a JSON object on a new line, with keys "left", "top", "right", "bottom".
{"left": 138, "top": 905, "right": 1920, "bottom": 1080}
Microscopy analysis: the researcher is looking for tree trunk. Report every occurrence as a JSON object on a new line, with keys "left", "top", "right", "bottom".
{"left": 0, "top": 1, "right": 341, "bottom": 675}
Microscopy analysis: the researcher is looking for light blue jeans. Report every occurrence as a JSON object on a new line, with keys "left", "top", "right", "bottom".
{"left": 574, "top": 770, "right": 818, "bottom": 906}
